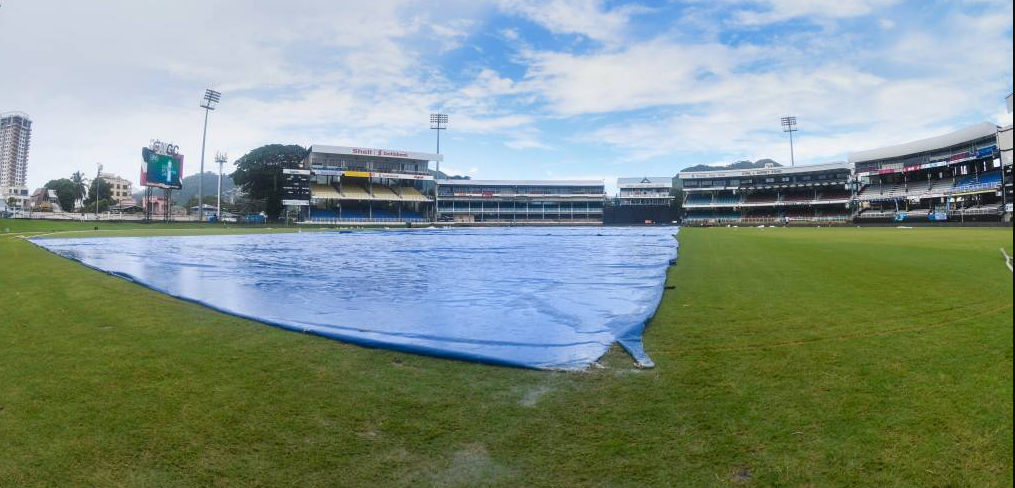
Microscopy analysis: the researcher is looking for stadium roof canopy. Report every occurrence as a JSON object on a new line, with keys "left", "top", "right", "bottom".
{"left": 848, "top": 122, "right": 998, "bottom": 164}
{"left": 308, "top": 144, "right": 443, "bottom": 162}
{"left": 437, "top": 179, "right": 603, "bottom": 187}
{"left": 677, "top": 161, "right": 851, "bottom": 179}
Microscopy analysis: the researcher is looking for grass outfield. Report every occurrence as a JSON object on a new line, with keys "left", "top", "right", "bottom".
{"left": 1, "top": 224, "right": 1011, "bottom": 487}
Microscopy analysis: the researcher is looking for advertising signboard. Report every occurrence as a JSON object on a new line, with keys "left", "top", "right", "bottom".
{"left": 142, "top": 141, "right": 183, "bottom": 189}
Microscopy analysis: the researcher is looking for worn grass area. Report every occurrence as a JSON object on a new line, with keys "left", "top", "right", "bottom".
{"left": 1, "top": 225, "right": 1011, "bottom": 487}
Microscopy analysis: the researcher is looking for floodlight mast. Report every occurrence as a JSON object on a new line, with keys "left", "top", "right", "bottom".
{"left": 781, "top": 116, "right": 798, "bottom": 167}
{"left": 215, "top": 152, "right": 227, "bottom": 221}
{"left": 430, "top": 112, "right": 448, "bottom": 221}
{"left": 198, "top": 89, "right": 221, "bottom": 222}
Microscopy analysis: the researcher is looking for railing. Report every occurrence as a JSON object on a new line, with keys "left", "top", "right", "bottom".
{"left": 438, "top": 208, "right": 603, "bottom": 214}
{"left": 304, "top": 217, "right": 428, "bottom": 224}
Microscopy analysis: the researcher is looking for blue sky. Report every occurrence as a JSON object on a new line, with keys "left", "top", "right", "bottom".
{"left": 1, "top": 0, "right": 1012, "bottom": 194}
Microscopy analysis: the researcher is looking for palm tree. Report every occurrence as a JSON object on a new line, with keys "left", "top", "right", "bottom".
{"left": 70, "top": 171, "right": 87, "bottom": 211}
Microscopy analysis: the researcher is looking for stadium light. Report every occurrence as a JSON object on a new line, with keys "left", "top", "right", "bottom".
{"left": 215, "top": 152, "right": 228, "bottom": 221}
{"left": 430, "top": 112, "right": 448, "bottom": 221}
{"left": 781, "top": 116, "right": 798, "bottom": 167}
{"left": 95, "top": 163, "right": 103, "bottom": 218}
{"left": 198, "top": 89, "right": 222, "bottom": 222}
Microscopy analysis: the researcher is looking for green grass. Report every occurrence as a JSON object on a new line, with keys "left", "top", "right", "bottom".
{"left": 1, "top": 224, "right": 1011, "bottom": 487}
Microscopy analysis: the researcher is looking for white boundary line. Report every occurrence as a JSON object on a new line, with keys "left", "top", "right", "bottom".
{"left": 1001, "top": 248, "right": 1013, "bottom": 273}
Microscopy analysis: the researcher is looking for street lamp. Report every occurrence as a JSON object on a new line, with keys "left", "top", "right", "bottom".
{"left": 94, "top": 163, "right": 103, "bottom": 219}
{"left": 215, "top": 151, "right": 227, "bottom": 221}
{"left": 198, "top": 88, "right": 221, "bottom": 222}
{"left": 781, "top": 116, "right": 798, "bottom": 167}
{"left": 430, "top": 112, "right": 448, "bottom": 221}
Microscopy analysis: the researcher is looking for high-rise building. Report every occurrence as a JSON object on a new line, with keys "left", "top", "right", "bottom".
{"left": 1, "top": 112, "right": 32, "bottom": 210}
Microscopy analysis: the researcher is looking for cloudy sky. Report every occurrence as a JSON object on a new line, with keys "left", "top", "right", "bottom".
{"left": 1, "top": 0, "right": 1012, "bottom": 193}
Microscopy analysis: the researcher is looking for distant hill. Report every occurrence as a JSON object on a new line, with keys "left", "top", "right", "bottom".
{"left": 682, "top": 159, "right": 781, "bottom": 173}
{"left": 430, "top": 169, "right": 470, "bottom": 180}
{"left": 134, "top": 172, "right": 234, "bottom": 203}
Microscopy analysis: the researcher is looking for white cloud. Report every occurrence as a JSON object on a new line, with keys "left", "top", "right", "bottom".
{"left": 506, "top": 2, "right": 1011, "bottom": 168}
{"left": 730, "top": 0, "right": 901, "bottom": 25}
{"left": 0, "top": 0, "right": 501, "bottom": 189}
{"left": 498, "top": 0, "right": 649, "bottom": 45}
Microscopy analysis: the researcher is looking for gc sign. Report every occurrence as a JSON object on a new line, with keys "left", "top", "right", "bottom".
{"left": 149, "top": 139, "right": 180, "bottom": 156}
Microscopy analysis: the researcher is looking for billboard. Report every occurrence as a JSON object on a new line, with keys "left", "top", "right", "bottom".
{"left": 142, "top": 145, "right": 183, "bottom": 189}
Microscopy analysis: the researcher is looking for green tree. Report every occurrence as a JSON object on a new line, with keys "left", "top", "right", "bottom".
{"left": 230, "top": 144, "right": 306, "bottom": 221}
{"left": 82, "top": 178, "right": 112, "bottom": 213}
{"left": 44, "top": 178, "right": 77, "bottom": 212}
{"left": 183, "top": 195, "right": 219, "bottom": 210}
{"left": 70, "top": 171, "right": 88, "bottom": 206}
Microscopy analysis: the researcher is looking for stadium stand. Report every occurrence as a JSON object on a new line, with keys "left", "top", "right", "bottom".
{"left": 849, "top": 122, "right": 1004, "bottom": 222}
{"left": 677, "top": 161, "right": 853, "bottom": 225}
{"left": 299, "top": 145, "right": 438, "bottom": 224}
{"left": 436, "top": 180, "right": 605, "bottom": 223}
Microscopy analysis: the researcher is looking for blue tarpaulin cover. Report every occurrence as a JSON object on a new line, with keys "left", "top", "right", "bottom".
{"left": 31, "top": 227, "right": 678, "bottom": 370}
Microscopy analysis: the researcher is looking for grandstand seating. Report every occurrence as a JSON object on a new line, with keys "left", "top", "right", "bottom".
{"left": 818, "top": 189, "right": 850, "bottom": 200}
{"left": 744, "top": 193, "right": 777, "bottom": 204}
{"left": 308, "top": 207, "right": 427, "bottom": 223}
{"left": 309, "top": 209, "right": 340, "bottom": 221}
{"left": 953, "top": 171, "right": 1001, "bottom": 193}
{"left": 782, "top": 192, "right": 815, "bottom": 203}
{"left": 858, "top": 182, "right": 906, "bottom": 200}
{"left": 339, "top": 183, "right": 373, "bottom": 200}
{"left": 857, "top": 171, "right": 1002, "bottom": 201}
{"left": 399, "top": 186, "right": 430, "bottom": 202}
{"left": 684, "top": 194, "right": 713, "bottom": 206}
{"left": 712, "top": 194, "right": 740, "bottom": 205}
{"left": 927, "top": 178, "right": 955, "bottom": 195}
{"left": 370, "top": 185, "right": 401, "bottom": 201}
{"left": 311, "top": 183, "right": 343, "bottom": 200}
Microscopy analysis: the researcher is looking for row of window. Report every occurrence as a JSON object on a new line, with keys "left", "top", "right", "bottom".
{"left": 308, "top": 154, "right": 427, "bottom": 174}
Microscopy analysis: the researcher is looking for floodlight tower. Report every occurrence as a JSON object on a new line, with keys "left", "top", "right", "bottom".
{"left": 215, "top": 152, "right": 227, "bottom": 221}
{"left": 430, "top": 112, "right": 448, "bottom": 220}
{"left": 781, "top": 116, "right": 798, "bottom": 167}
{"left": 198, "top": 88, "right": 221, "bottom": 222}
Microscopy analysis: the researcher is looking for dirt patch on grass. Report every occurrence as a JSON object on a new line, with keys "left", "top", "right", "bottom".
{"left": 431, "top": 443, "right": 512, "bottom": 487}
{"left": 519, "top": 385, "right": 553, "bottom": 407}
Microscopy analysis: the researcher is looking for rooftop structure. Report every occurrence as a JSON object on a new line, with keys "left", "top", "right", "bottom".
{"left": 616, "top": 177, "right": 674, "bottom": 206}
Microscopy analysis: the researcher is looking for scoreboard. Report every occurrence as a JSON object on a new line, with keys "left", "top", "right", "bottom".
{"left": 282, "top": 168, "right": 311, "bottom": 206}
